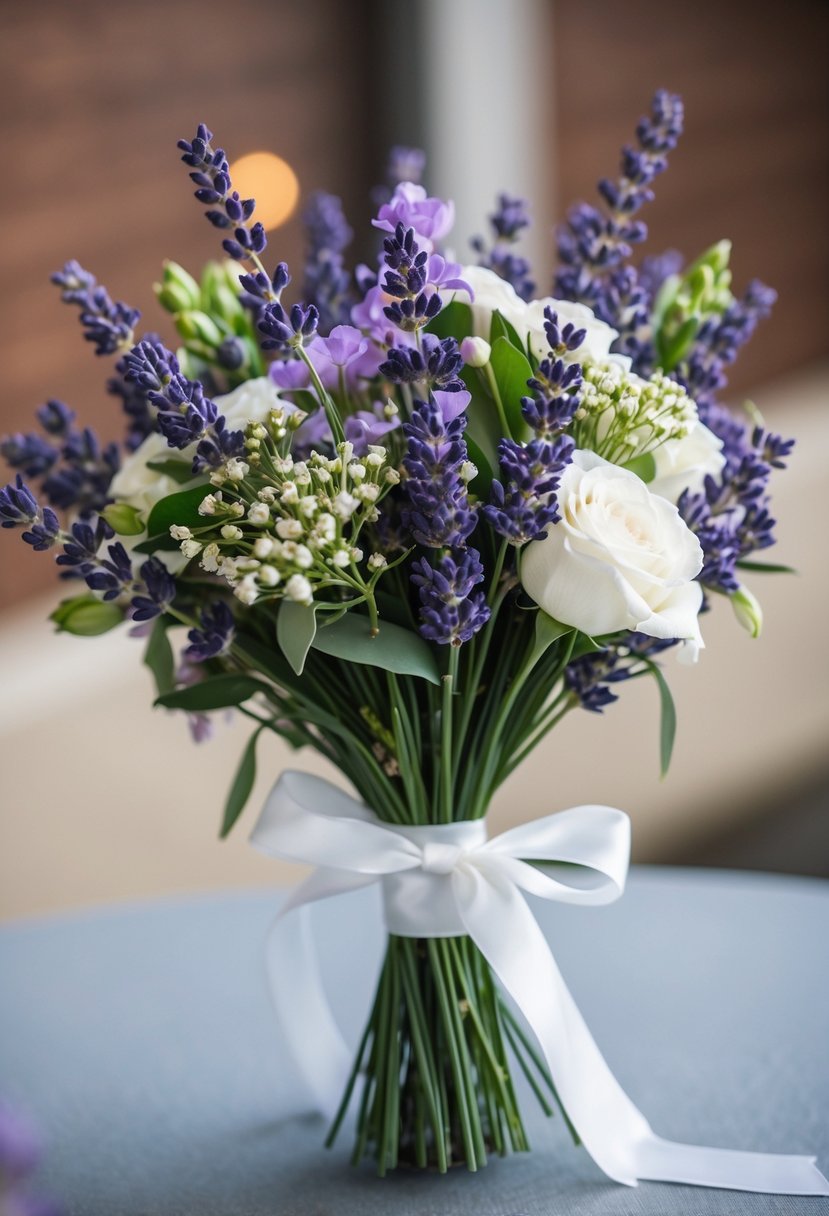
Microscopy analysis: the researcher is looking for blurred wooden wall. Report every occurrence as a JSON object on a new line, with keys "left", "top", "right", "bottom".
{"left": 0, "top": 0, "right": 378, "bottom": 611}
{"left": 552, "top": 0, "right": 829, "bottom": 391}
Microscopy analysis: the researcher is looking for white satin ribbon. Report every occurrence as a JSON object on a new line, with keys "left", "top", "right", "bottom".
{"left": 250, "top": 771, "right": 829, "bottom": 1194}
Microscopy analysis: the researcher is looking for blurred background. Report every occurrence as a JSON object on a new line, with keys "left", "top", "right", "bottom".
{"left": 1, "top": 0, "right": 827, "bottom": 920}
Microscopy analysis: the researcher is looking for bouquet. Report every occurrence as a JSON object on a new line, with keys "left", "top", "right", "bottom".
{"left": 4, "top": 91, "right": 825, "bottom": 1195}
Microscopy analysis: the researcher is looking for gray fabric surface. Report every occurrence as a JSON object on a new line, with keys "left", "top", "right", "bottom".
{"left": 1, "top": 867, "right": 827, "bottom": 1215}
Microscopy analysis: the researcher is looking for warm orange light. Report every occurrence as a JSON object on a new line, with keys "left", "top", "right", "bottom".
{"left": 229, "top": 152, "right": 300, "bottom": 232}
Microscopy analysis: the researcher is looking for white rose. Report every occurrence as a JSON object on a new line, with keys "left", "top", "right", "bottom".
{"left": 520, "top": 449, "right": 705, "bottom": 657}
{"left": 212, "top": 376, "right": 283, "bottom": 429}
{"left": 648, "top": 422, "right": 726, "bottom": 504}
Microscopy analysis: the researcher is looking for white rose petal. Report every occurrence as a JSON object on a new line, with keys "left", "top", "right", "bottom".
{"left": 520, "top": 449, "right": 705, "bottom": 657}
{"left": 649, "top": 422, "right": 726, "bottom": 503}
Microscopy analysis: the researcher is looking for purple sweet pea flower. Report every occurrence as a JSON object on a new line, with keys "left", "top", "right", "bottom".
{"left": 426, "top": 253, "right": 472, "bottom": 296}
{"left": 344, "top": 406, "right": 401, "bottom": 455}
{"left": 268, "top": 360, "right": 311, "bottom": 391}
{"left": 314, "top": 324, "right": 368, "bottom": 370}
{"left": 351, "top": 284, "right": 407, "bottom": 348}
{"left": 373, "top": 182, "right": 455, "bottom": 251}
{"left": 433, "top": 387, "right": 471, "bottom": 422}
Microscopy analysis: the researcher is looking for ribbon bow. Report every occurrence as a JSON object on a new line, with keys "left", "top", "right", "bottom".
{"left": 251, "top": 771, "right": 828, "bottom": 1195}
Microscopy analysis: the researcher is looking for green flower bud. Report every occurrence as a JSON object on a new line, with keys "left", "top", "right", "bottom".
{"left": 175, "top": 310, "right": 224, "bottom": 346}
{"left": 101, "top": 502, "right": 146, "bottom": 536}
{"left": 158, "top": 261, "right": 201, "bottom": 309}
{"left": 730, "top": 584, "right": 763, "bottom": 638}
{"left": 50, "top": 595, "right": 124, "bottom": 636}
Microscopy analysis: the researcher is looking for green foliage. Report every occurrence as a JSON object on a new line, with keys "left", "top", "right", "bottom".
{"left": 143, "top": 616, "right": 176, "bottom": 697}
{"left": 488, "top": 336, "right": 533, "bottom": 442}
{"left": 100, "top": 503, "right": 146, "bottom": 535}
{"left": 276, "top": 601, "right": 318, "bottom": 676}
{"left": 427, "top": 300, "right": 473, "bottom": 343}
{"left": 155, "top": 672, "right": 269, "bottom": 711}
{"left": 136, "top": 484, "right": 211, "bottom": 553}
{"left": 220, "top": 728, "right": 262, "bottom": 838}
{"left": 489, "top": 309, "right": 525, "bottom": 354}
{"left": 145, "top": 459, "right": 198, "bottom": 485}
{"left": 649, "top": 663, "right": 677, "bottom": 777}
{"left": 311, "top": 613, "right": 441, "bottom": 685}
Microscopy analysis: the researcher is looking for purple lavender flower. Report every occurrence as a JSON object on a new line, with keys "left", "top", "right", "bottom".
{"left": 239, "top": 262, "right": 291, "bottom": 319}
{"left": 380, "top": 224, "right": 443, "bottom": 333}
{"left": 554, "top": 90, "right": 684, "bottom": 370}
{"left": 51, "top": 260, "right": 140, "bottom": 356}
{"left": 84, "top": 541, "right": 133, "bottom": 601}
{"left": 42, "top": 428, "right": 120, "bottom": 514}
{"left": 411, "top": 549, "right": 490, "bottom": 646}
{"left": 484, "top": 434, "right": 574, "bottom": 545}
{"left": 0, "top": 431, "right": 58, "bottom": 480}
{"left": 566, "top": 634, "right": 678, "bottom": 712}
{"left": 302, "top": 191, "right": 354, "bottom": 332}
{"left": 130, "top": 557, "right": 176, "bottom": 621}
{"left": 184, "top": 600, "right": 236, "bottom": 663}
{"left": 258, "top": 301, "right": 320, "bottom": 353}
{"left": 56, "top": 516, "right": 115, "bottom": 579}
{"left": 373, "top": 182, "right": 454, "bottom": 251}
{"left": 0, "top": 476, "right": 39, "bottom": 529}
{"left": 124, "top": 339, "right": 244, "bottom": 471}
{"left": 402, "top": 397, "right": 478, "bottom": 548}
{"left": 36, "top": 401, "right": 75, "bottom": 438}
{"left": 380, "top": 335, "right": 465, "bottom": 394}
{"left": 676, "top": 281, "right": 777, "bottom": 412}
{"left": 178, "top": 123, "right": 266, "bottom": 261}
{"left": 471, "top": 193, "right": 535, "bottom": 300}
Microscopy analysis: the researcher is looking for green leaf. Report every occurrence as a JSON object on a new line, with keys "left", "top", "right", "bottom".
{"left": 489, "top": 309, "right": 525, "bottom": 354}
{"left": 155, "top": 673, "right": 269, "bottom": 711}
{"left": 136, "top": 484, "right": 212, "bottom": 553}
{"left": 735, "top": 560, "right": 797, "bottom": 575}
{"left": 489, "top": 336, "right": 533, "bottom": 441}
{"left": 427, "top": 300, "right": 473, "bottom": 343}
{"left": 311, "top": 613, "right": 441, "bottom": 684}
{"left": 622, "top": 451, "right": 656, "bottom": 483}
{"left": 463, "top": 367, "right": 501, "bottom": 490}
{"left": 220, "top": 728, "right": 262, "bottom": 838}
{"left": 276, "top": 600, "right": 318, "bottom": 676}
{"left": 285, "top": 389, "right": 320, "bottom": 417}
{"left": 659, "top": 315, "right": 699, "bottom": 373}
{"left": 50, "top": 595, "right": 124, "bottom": 637}
{"left": 143, "top": 616, "right": 176, "bottom": 697}
{"left": 649, "top": 664, "right": 677, "bottom": 778}
{"left": 528, "top": 610, "right": 573, "bottom": 667}
{"left": 145, "top": 459, "right": 199, "bottom": 485}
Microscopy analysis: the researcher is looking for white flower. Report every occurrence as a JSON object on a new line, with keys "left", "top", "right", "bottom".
{"left": 199, "top": 493, "right": 221, "bottom": 516}
{"left": 180, "top": 539, "right": 202, "bottom": 559}
{"left": 200, "top": 543, "right": 220, "bottom": 573}
{"left": 258, "top": 565, "right": 281, "bottom": 588}
{"left": 221, "top": 524, "right": 243, "bottom": 541}
{"left": 459, "top": 335, "right": 491, "bottom": 367}
{"left": 253, "top": 537, "right": 275, "bottom": 559}
{"left": 456, "top": 265, "right": 527, "bottom": 339}
{"left": 520, "top": 450, "right": 705, "bottom": 657}
{"left": 276, "top": 518, "right": 303, "bottom": 540}
{"left": 169, "top": 525, "right": 192, "bottom": 541}
{"left": 331, "top": 548, "right": 350, "bottom": 568}
{"left": 648, "top": 421, "right": 726, "bottom": 503}
{"left": 247, "top": 502, "right": 271, "bottom": 526}
{"left": 234, "top": 575, "right": 259, "bottom": 605}
{"left": 224, "top": 457, "right": 249, "bottom": 482}
{"left": 333, "top": 491, "right": 359, "bottom": 520}
{"left": 285, "top": 573, "right": 313, "bottom": 604}
{"left": 368, "top": 553, "right": 387, "bottom": 571}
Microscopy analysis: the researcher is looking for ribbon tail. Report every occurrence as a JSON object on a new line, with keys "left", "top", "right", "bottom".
{"left": 265, "top": 868, "right": 375, "bottom": 1120}
{"left": 456, "top": 866, "right": 829, "bottom": 1195}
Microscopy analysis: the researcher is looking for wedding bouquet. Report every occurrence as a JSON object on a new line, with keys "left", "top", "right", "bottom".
{"left": 4, "top": 91, "right": 821, "bottom": 1194}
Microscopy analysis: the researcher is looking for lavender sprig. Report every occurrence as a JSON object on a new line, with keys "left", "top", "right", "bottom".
{"left": 411, "top": 549, "right": 490, "bottom": 646}
{"left": 184, "top": 600, "right": 236, "bottom": 663}
{"left": 124, "top": 339, "right": 244, "bottom": 470}
{"left": 554, "top": 90, "right": 684, "bottom": 370}
{"left": 178, "top": 124, "right": 266, "bottom": 261}
{"left": 381, "top": 224, "right": 442, "bottom": 333}
{"left": 51, "top": 260, "right": 140, "bottom": 356}
{"left": 471, "top": 193, "right": 535, "bottom": 301}
{"left": 402, "top": 398, "right": 477, "bottom": 548}
{"left": 379, "top": 336, "right": 465, "bottom": 394}
{"left": 302, "top": 191, "right": 354, "bottom": 333}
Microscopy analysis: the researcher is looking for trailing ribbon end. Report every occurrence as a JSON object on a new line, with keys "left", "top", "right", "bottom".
{"left": 250, "top": 770, "right": 829, "bottom": 1195}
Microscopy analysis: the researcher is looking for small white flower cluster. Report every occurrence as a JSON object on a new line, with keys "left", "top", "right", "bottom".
{"left": 573, "top": 361, "right": 697, "bottom": 466}
{"left": 168, "top": 440, "right": 399, "bottom": 608}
